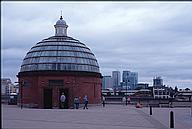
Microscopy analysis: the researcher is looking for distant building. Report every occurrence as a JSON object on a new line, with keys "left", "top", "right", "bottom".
{"left": 102, "top": 76, "right": 112, "bottom": 89}
{"left": 12, "top": 84, "right": 19, "bottom": 94}
{"left": 174, "top": 89, "right": 192, "bottom": 101}
{"left": 112, "top": 71, "right": 121, "bottom": 89}
{"left": 152, "top": 76, "right": 175, "bottom": 99}
{"left": 122, "top": 71, "right": 138, "bottom": 90}
{"left": 1, "top": 78, "right": 16, "bottom": 95}
{"left": 120, "top": 82, "right": 125, "bottom": 89}
{"left": 132, "top": 89, "right": 152, "bottom": 97}
{"left": 153, "top": 85, "right": 172, "bottom": 99}
{"left": 153, "top": 76, "right": 163, "bottom": 86}
{"left": 136, "top": 83, "right": 149, "bottom": 89}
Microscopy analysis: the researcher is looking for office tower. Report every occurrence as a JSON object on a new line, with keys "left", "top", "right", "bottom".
{"left": 153, "top": 76, "right": 163, "bottom": 86}
{"left": 112, "top": 71, "right": 121, "bottom": 89}
{"left": 122, "top": 71, "right": 138, "bottom": 90}
{"left": 102, "top": 76, "right": 112, "bottom": 89}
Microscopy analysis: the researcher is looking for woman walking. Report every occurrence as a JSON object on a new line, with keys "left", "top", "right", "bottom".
{"left": 83, "top": 95, "right": 88, "bottom": 109}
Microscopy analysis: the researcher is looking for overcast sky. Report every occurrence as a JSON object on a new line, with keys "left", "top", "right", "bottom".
{"left": 1, "top": 2, "right": 192, "bottom": 89}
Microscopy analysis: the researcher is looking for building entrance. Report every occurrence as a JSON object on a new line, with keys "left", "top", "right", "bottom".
{"left": 43, "top": 89, "right": 52, "bottom": 109}
{"left": 59, "top": 89, "right": 69, "bottom": 109}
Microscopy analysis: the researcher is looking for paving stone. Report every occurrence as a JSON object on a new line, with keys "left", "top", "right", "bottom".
{"left": 2, "top": 104, "right": 191, "bottom": 129}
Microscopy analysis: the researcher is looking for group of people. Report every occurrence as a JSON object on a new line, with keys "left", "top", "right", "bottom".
{"left": 60, "top": 93, "right": 89, "bottom": 109}
{"left": 73, "top": 95, "right": 88, "bottom": 109}
{"left": 122, "top": 96, "right": 131, "bottom": 105}
{"left": 60, "top": 93, "right": 133, "bottom": 109}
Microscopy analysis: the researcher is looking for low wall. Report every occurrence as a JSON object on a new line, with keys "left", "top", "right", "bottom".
{"left": 172, "top": 101, "right": 192, "bottom": 107}
{"left": 104, "top": 96, "right": 192, "bottom": 107}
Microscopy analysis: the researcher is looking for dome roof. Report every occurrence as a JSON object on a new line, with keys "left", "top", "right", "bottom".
{"left": 20, "top": 17, "right": 100, "bottom": 73}
{"left": 56, "top": 16, "right": 66, "bottom": 25}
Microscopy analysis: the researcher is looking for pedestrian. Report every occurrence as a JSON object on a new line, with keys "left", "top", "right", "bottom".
{"left": 74, "top": 97, "right": 80, "bottom": 109}
{"left": 122, "top": 96, "right": 126, "bottom": 106}
{"left": 83, "top": 95, "right": 88, "bottom": 109}
{"left": 102, "top": 96, "right": 105, "bottom": 107}
{"left": 127, "top": 96, "right": 131, "bottom": 104}
{"left": 60, "top": 92, "right": 66, "bottom": 109}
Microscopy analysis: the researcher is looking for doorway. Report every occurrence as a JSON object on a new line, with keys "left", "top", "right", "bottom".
{"left": 59, "top": 89, "right": 69, "bottom": 109}
{"left": 43, "top": 89, "right": 52, "bottom": 109}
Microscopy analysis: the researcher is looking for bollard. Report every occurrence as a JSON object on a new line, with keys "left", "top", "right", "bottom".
{"left": 170, "top": 111, "right": 174, "bottom": 128}
{"left": 191, "top": 101, "right": 192, "bottom": 117}
{"left": 150, "top": 106, "right": 152, "bottom": 115}
{"left": 102, "top": 101, "right": 105, "bottom": 107}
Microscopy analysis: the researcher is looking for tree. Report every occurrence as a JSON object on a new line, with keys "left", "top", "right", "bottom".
{"left": 185, "top": 88, "right": 190, "bottom": 91}
{"left": 174, "top": 86, "right": 178, "bottom": 92}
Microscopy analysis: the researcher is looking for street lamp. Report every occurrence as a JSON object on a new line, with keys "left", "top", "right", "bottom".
{"left": 126, "top": 80, "right": 130, "bottom": 106}
{"left": 126, "top": 85, "right": 128, "bottom": 106}
{"left": 15, "top": 81, "right": 24, "bottom": 109}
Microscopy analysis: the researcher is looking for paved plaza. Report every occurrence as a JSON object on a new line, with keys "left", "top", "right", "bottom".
{"left": 2, "top": 104, "right": 192, "bottom": 129}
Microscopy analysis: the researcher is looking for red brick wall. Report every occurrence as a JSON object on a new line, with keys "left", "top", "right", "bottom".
{"left": 18, "top": 73, "right": 101, "bottom": 108}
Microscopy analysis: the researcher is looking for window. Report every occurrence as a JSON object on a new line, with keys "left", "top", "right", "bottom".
{"left": 44, "top": 46, "right": 57, "bottom": 50}
{"left": 33, "top": 52, "right": 41, "bottom": 56}
{"left": 49, "top": 80, "right": 64, "bottom": 86}
{"left": 154, "top": 90, "right": 158, "bottom": 95}
{"left": 23, "top": 81, "right": 31, "bottom": 87}
{"left": 41, "top": 51, "right": 57, "bottom": 56}
{"left": 52, "top": 64, "right": 56, "bottom": 70}
{"left": 57, "top": 64, "right": 61, "bottom": 70}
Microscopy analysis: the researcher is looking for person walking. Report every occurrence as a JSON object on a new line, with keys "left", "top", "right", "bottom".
{"left": 122, "top": 96, "right": 126, "bottom": 106}
{"left": 127, "top": 96, "right": 131, "bottom": 104}
{"left": 74, "top": 97, "right": 80, "bottom": 109}
{"left": 60, "top": 93, "right": 66, "bottom": 109}
{"left": 83, "top": 95, "right": 88, "bottom": 109}
{"left": 102, "top": 96, "right": 105, "bottom": 107}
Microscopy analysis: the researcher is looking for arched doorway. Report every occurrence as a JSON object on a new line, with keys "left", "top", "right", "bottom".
{"left": 43, "top": 88, "right": 52, "bottom": 109}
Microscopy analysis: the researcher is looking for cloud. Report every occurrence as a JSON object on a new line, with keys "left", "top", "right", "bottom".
{"left": 1, "top": 2, "right": 192, "bottom": 88}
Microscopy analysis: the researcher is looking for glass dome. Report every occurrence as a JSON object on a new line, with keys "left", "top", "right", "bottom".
{"left": 20, "top": 17, "right": 100, "bottom": 73}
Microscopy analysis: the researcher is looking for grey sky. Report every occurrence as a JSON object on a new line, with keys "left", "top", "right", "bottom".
{"left": 1, "top": 2, "right": 192, "bottom": 88}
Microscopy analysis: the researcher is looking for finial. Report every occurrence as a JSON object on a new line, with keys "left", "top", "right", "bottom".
{"left": 60, "top": 10, "right": 63, "bottom": 20}
{"left": 55, "top": 11, "right": 68, "bottom": 36}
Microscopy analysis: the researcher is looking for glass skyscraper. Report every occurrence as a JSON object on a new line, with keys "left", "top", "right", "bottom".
{"left": 102, "top": 76, "right": 112, "bottom": 89}
{"left": 122, "top": 71, "right": 138, "bottom": 90}
{"left": 153, "top": 76, "right": 163, "bottom": 86}
{"left": 112, "top": 71, "right": 121, "bottom": 89}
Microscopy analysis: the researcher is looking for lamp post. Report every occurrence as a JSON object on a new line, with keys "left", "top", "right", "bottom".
{"left": 126, "top": 80, "right": 130, "bottom": 106}
{"left": 126, "top": 86, "right": 128, "bottom": 106}
{"left": 190, "top": 99, "right": 192, "bottom": 117}
{"left": 15, "top": 81, "right": 24, "bottom": 109}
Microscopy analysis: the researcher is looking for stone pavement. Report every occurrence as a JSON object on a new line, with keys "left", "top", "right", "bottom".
{"left": 138, "top": 107, "right": 192, "bottom": 129}
{"left": 2, "top": 104, "right": 191, "bottom": 129}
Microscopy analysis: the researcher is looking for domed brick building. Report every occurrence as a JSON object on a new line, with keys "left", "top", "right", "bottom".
{"left": 17, "top": 16, "right": 102, "bottom": 109}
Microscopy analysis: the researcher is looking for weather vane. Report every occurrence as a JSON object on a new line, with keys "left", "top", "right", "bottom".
{"left": 60, "top": 10, "right": 63, "bottom": 20}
